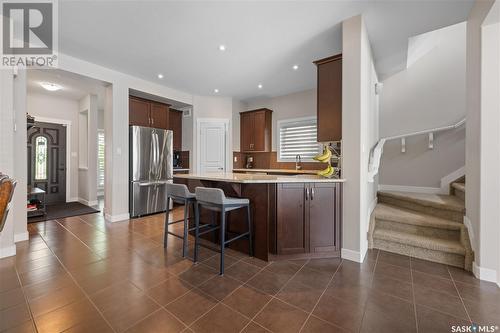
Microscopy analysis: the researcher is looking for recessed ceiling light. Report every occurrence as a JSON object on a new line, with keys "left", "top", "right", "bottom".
{"left": 40, "top": 82, "right": 62, "bottom": 91}
{"left": 218, "top": 45, "right": 226, "bottom": 51}
{"left": 258, "top": 84, "right": 263, "bottom": 89}
{"left": 157, "top": 73, "right": 164, "bottom": 79}
{"left": 293, "top": 65, "right": 299, "bottom": 70}
{"left": 214, "top": 88, "right": 219, "bottom": 93}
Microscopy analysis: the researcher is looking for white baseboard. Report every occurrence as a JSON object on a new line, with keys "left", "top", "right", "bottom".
{"left": 14, "top": 232, "right": 29, "bottom": 243}
{"left": 463, "top": 216, "right": 476, "bottom": 254}
{"left": 378, "top": 184, "right": 441, "bottom": 194}
{"left": 0, "top": 245, "right": 16, "bottom": 258}
{"left": 440, "top": 166, "right": 465, "bottom": 194}
{"left": 341, "top": 248, "right": 366, "bottom": 263}
{"left": 472, "top": 261, "right": 498, "bottom": 283}
{"left": 104, "top": 212, "right": 130, "bottom": 223}
{"left": 68, "top": 197, "right": 79, "bottom": 202}
{"left": 78, "top": 198, "right": 98, "bottom": 207}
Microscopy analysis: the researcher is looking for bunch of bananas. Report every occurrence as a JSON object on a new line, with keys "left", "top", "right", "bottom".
{"left": 313, "top": 146, "right": 332, "bottom": 163}
{"left": 314, "top": 146, "right": 335, "bottom": 178}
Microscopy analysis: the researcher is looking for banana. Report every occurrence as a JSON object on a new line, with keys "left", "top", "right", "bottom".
{"left": 323, "top": 166, "right": 335, "bottom": 177}
{"left": 317, "top": 165, "right": 333, "bottom": 177}
{"left": 317, "top": 165, "right": 335, "bottom": 178}
{"left": 313, "top": 147, "right": 332, "bottom": 162}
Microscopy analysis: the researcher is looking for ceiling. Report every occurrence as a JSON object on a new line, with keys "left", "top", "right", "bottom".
{"left": 58, "top": 1, "right": 474, "bottom": 101}
{"left": 27, "top": 69, "right": 109, "bottom": 109}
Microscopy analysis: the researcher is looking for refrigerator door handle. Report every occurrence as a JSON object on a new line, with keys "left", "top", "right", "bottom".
{"left": 153, "top": 132, "right": 159, "bottom": 180}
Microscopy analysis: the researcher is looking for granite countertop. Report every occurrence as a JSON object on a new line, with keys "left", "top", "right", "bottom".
{"left": 173, "top": 172, "right": 345, "bottom": 184}
{"left": 233, "top": 168, "right": 321, "bottom": 175}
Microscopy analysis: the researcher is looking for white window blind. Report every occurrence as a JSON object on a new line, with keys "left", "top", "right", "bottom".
{"left": 97, "top": 131, "right": 105, "bottom": 189}
{"left": 278, "top": 117, "right": 320, "bottom": 162}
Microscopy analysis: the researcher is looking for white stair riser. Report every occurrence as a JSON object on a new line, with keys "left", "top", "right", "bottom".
{"left": 378, "top": 196, "right": 463, "bottom": 222}
{"left": 376, "top": 219, "right": 461, "bottom": 241}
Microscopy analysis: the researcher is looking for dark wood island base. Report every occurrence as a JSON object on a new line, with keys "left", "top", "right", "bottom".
{"left": 174, "top": 173, "right": 343, "bottom": 262}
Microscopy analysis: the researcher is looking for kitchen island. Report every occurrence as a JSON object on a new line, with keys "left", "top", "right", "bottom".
{"left": 173, "top": 173, "right": 344, "bottom": 261}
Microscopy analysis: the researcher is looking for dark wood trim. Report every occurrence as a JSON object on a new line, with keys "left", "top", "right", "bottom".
{"left": 239, "top": 108, "right": 273, "bottom": 114}
{"left": 129, "top": 95, "right": 171, "bottom": 107}
{"left": 313, "top": 53, "right": 342, "bottom": 66}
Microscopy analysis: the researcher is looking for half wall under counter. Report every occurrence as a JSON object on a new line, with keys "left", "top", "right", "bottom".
{"left": 173, "top": 173, "right": 344, "bottom": 261}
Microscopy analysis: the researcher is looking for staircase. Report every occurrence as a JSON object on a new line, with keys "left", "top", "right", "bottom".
{"left": 368, "top": 179, "right": 473, "bottom": 271}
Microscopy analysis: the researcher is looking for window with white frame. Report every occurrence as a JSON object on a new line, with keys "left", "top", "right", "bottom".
{"left": 277, "top": 117, "right": 320, "bottom": 162}
{"left": 97, "top": 130, "right": 105, "bottom": 189}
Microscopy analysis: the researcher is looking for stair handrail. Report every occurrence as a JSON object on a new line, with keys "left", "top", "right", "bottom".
{"left": 368, "top": 118, "right": 465, "bottom": 182}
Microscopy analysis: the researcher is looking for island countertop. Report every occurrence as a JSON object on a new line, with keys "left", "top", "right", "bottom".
{"left": 173, "top": 172, "right": 345, "bottom": 183}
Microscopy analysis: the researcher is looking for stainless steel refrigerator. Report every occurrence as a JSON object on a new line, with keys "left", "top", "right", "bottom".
{"left": 129, "top": 126, "right": 173, "bottom": 217}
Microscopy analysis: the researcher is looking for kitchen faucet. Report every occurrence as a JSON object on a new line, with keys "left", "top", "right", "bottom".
{"left": 295, "top": 154, "right": 302, "bottom": 170}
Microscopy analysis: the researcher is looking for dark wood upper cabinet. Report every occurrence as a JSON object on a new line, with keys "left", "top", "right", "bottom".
{"left": 314, "top": 54, "right": 342, "bottom": 142}
{"left": 239, "top": 108, "right": 272, "bottom": 152}
{"left": 276, "top": 182, "right": 341, "bottom": 256}
{"left": 168, "top": 109, "right": 183, "bottom": 151}
{"left": 129, "top": 97, "right": 151, "bottom": 127}
{"left": 150, "top": 103, "right": 169, "bottom": 129}
{"left": 129, "top": 96, "right": 170, "bottom": 130}
{"left": 277, "top": 183, "right": 309, "bottom": 255}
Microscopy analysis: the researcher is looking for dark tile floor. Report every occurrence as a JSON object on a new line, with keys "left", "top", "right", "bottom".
{"left": 1, "top": 208, "right": 499, "bottom": 333}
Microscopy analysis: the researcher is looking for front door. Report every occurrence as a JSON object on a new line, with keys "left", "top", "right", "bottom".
{"left": 199, "top": 121, "right": 226, "bottom": 173}
{"left": 27, "top": 122, "right": 67, "bottom": 204}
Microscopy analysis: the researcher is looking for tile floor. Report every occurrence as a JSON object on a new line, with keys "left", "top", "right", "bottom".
{"left": 1, "top": 208, "right": 499, "bottom": 333}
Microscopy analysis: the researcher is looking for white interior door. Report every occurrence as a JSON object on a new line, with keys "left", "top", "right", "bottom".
{"left": 199, "top": 121, "right": 226, "bottom": 173}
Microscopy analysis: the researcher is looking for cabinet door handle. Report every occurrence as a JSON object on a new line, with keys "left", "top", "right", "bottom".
{"left": 151, "top": 117, "right": 154, "bottom": 125}
{"left": 305, "top": 187, "right": 309, "bottom": 200}
{"left": 311, "top": 188, "right": 315, "bottom": 200}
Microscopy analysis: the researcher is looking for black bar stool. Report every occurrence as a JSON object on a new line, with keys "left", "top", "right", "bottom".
{"left": 193, "top": 187, "right": 253, "bottom": 275}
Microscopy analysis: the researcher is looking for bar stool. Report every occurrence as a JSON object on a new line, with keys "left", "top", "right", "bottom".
{"left": 193, "top": 187, "right": 253, "bottom": 275}
{"left": 164, "top": 183, "right": 200, "bottom": 258}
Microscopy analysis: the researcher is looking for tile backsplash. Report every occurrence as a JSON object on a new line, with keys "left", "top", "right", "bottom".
{"left": 233, "top": 151, "right": 329, "bottom": 170}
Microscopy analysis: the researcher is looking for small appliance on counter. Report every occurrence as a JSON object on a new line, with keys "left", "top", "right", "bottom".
{"left": 173, "top": 151, "right": 181, "bottom": 168}
{"left": 245, "top": 156, "right": 254, "bottom": 169}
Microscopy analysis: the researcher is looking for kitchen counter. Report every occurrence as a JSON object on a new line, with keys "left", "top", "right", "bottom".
{"left": 233, "top": 168, "right": 321, "bottom": 175}
{"left": 174, "top": 172, "right": 343, "bottom": 261}
{"left": 173, "top": 172, "right": 345, "bottom": 184}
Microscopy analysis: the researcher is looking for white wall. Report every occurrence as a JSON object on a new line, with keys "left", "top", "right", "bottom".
{"left": 27, "top": 93, "right": 80, "bottom": 201}
{"left": 13, "top": 71, "right": 28, "bottom": 243}
{"left": 241, "top": 89, "right": 317, "bottom": 151}
{"left": 78, "top": 94, "right": 98, "bottom": 206}
{"left": 465, "top": 0, "right": 496, "bottom": 281}
{"left": 341, "top": 15, "right": 379, "bottom": 263}
{"left": 379, "top": 22, "right": 466, "bottom": 188}
{"left": 480, "top": 19, "right": 500, "bottom": 284}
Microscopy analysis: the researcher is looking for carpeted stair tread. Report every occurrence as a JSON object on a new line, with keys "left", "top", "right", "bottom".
{"left": 378, "top": 191, "right": 465, "bottom": 213}
{"left": 374, "top": 203, "right": 462, "bottom": 230}
{"left": 373, "top": 229, "right": 465, "bottom": 255}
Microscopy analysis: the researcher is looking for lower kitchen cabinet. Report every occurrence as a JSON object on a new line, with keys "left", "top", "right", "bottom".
{"left": 276, "top": 182, "right": 341, "bottom": 256}
{"left": 276, "top": 183, "right": 309, "bottom": 255}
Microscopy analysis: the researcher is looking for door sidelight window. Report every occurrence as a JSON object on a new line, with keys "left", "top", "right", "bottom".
{"left": 35, "top": 136, "right": 48, "bottom": 180}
